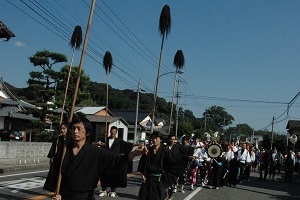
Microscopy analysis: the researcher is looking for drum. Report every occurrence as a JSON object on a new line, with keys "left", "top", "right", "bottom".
{"left": 207, "top": 142, "right": 222, "bottom": 158}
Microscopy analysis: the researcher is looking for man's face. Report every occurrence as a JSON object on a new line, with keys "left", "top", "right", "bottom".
{"left": 182, "top": 139, "right": 188, "bottom": 146}
{"left": 169, "top": 136, "right": 176, "bottom": 146}
{"left": 60, "top": 125, "right": 67, "bottom": 136}
{"left": 110, "top": 128, "right": 117, "bottom": 138}
{"left": 152, "top": 136, "right": 161, "bottom": 146}
{"left": 71, "top": 122, "right": 87, "bottom": 142}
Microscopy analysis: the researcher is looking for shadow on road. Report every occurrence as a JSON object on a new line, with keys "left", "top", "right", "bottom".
{"left": 234, "top": 171, "right": 300, "bottom": 200}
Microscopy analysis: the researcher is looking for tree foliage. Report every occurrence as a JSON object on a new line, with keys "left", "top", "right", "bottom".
{"left": 10, "top": 50, "right": 289, "bottom": 143}
{"left": 226, "top": 123, "right": 253, "bottom": 141}
{"left": 25, "top": 50, "right": 67, "bottom": 121}
{"left": 56, "top": 65, "right": 91, "bottom": 109}
{"left": 28, "top": 50, "right": 67, "bottom": 102}
{"left": 177, "top": 120, "right": 193, "bottom": 139}
{"left": 203, "top": 105, "right": 234, "bottom": 132}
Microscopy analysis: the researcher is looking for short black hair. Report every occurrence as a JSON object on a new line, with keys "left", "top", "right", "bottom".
{"left": 151, "top": 130, "right": 163, "bottom": 140}
{"left": 111, "top": 126, "right": 118, "bottom": 131}
{"left": 182, "top": 135, "right": 189, "bottom": 141}
{"left": 70, "top": 113, "right": 91, "bottom": 136}
{"left": 59, "top": 123, "right": 68, "bottom": 128}
{"left": 168, "top": 133, "right": 176, "bottom": 139}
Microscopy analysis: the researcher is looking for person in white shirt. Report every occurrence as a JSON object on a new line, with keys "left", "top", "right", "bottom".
{"left": 250, "top": 146, "right": 256, "bottom": 172}
{"left": 193, "top": 142, "right": 208, "bottom": 187}
{"left": 238, "top": 143, "right": 248, "bottom": 182}
{"left": 189, "top": 136, "right": 201, "bottom": 190}
{"left": 244, "top": 145, "right": 254, "bottom": 181}
{"left": 226, "top": 145, "right": 234, "bottom": 162}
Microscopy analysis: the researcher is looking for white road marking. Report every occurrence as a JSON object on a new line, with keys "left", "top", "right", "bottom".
{"left": 0, "top": 177, "right": 46, "bottom": 193}
{"left": 0, "top": 170, "right": 49, "bottom": 178}
{"left": 184, "top": 187, "right": 202, "bottom": 200}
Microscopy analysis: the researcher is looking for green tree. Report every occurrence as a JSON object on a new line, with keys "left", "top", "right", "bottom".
{"left": 193, "top": 118, "right": 205, "bottom": 131}
{"left": 203, "top": 106, "right": 234, "bottom": 132}
{"left": 57, "top": 66, "right": 91, "bottom": 110}
{"left": 226, "top": 123, "right": 253, "bottom": 142}
{"left": 139, "top": 93, "right": 153, "bottom": 111}
{"left": 177, "top": 120, "right": 193, "bottom": 139}
{"left": 28, "top": 50, "right": 67, "bottom": 103}
{"left": 27, "top": 50, "right": 67, "bottom": 122}
{"left": 86, "top": 81, "right": 106, "bottom": 105}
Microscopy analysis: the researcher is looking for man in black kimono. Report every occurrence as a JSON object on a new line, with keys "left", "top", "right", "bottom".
{"left": 43, "top": 123, "right": 68, "bottom": 192}
{"left": 228, "top": 151, "right": 239, "bottom": 187}
{"left": 98, "top": 126, "right": 130, "bottom": 197}
{"left": 52, "top": 114, "right": 146, "bottom": 200}
{"left": 137, "top": 131, "right": 187, "bottom": 200}
{"left": 166, "top": 134, "right": 180, "bottom": 199}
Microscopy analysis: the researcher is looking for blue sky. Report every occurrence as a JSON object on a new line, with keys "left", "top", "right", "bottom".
{"left": 1, "top": 0, "right": 300, "bottom": 133}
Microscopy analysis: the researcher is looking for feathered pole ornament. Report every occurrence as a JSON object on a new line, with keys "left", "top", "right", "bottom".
{"left": 103, "top": 51, "right": 113, "bottom": 139}
{"left": 168, "top": 50, "right": 184, "bottom": 137}
{"left": 59, "top": 25, "right": 82, "bottom": 125}
{"left": 151, "top": 4, "right": 171, "bottom": 135}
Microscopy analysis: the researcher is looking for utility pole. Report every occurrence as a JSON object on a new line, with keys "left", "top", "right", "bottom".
{"left": 134, "top": 80, "right": 141, "bottom": 144}
{"left": 251, "top": 127, "right": 254, "bottom": 144}
{"left": 271, "top": 116, "right": 274, "bottom": 150}
{"left": 175, "top": 79, "right": 181, "bottom": 138}
{"left": 204, "top": 114, "right": 207, "bottom": 133}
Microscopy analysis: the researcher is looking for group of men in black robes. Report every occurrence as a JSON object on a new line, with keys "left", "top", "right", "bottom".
{"left": 44, "top": 114, "right": 146, "bottom": 200}
{"left": 137, "top": 132, "right": 192, "bottom": 200}
{"left": 44, "top": 113, "right": 194, "bottom": 200}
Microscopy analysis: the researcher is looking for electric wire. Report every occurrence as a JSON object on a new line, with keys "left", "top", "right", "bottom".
{"left": 4, "top": 0, "right": 299, "bottom": 132}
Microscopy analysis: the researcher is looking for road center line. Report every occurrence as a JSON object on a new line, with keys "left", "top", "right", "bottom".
{"left": 184, "top": 187, "right": 202, "bottom": 200}
{"left": 0, "top": 170, "right": 49, "bottom": 178}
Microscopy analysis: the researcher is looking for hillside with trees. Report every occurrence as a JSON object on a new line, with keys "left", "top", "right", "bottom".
{"left": 3, "top": 50, "right": 285, "bottom": 145}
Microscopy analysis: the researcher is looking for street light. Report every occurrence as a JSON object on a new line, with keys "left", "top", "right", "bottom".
{"left": 158, "top": 70, "right": 183, "bottom": 78}
{"left": 150, "top": 70, "right": 183, "bottom": 135}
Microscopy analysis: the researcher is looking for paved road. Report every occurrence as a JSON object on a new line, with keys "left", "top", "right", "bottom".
{"left": 0, "top": 162, "right": 299, "bottom": 200}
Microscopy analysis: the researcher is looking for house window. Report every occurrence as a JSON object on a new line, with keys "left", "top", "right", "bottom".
{"left": 118, "top": 128, "right": 124, "bottom": 139}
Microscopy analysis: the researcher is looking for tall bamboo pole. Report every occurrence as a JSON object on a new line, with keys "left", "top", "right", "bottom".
{"left": 103, "top": 51, "right": 113, "bottom": 141}
{"left": 59, "top": 26, "right": 82, "bottom": 125}
{"left": 168, "top": 70, "right": 178, "bottom": 135}
{"left": 150, "top": 5, "right": 171, "bottom": 135}
{"left": 59, "top": 49, "right": 74, "bottom": 124}
{"left": 55, "top": 0, "right": 96, "bottom": 194}
{"left": 150, "top": 36, "right": 164, "bottom": 135}
{"left": 134, "top": 79, "right": 141, "bottom": 143}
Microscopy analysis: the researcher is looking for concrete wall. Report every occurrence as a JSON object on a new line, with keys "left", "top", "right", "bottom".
{"left": 0, "top": 141, "right": 52, "bottom": 174}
